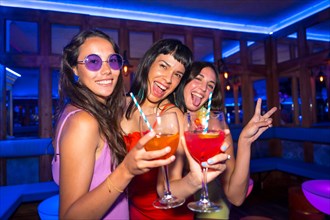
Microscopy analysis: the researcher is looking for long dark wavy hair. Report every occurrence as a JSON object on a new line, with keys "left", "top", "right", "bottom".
{"left": 55, "top": 29, "right": 126, "bottom": 169}
{"left": 174, "top": 61, "right": 223, "bottom": 112}
{"left": 125, "top": 39, "right": 193, "bottom": 119}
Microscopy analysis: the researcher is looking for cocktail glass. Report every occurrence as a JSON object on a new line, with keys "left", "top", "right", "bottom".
{"left": 139, "top": 112, "right": 185, "bottom": 209}
{"left": 183, "top": 111, "right": 226, "bottom": 212}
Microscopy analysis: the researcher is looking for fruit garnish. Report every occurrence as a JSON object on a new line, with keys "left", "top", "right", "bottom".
{"left": 195, "top": 118, "right": 202, "bottom": 127}
{"left": 194, "top": 107, "right": 207, "bottom": 129}
{"left": 197, "top": 107, "right": 207, "bottom": 117}
{"left": 198, "top": 132, "right": 219, "bottom": 139}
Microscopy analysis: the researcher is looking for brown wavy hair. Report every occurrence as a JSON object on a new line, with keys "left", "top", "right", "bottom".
{"left": 175, "top": 61, "right": 223, "bottom": 112}
{"left": 55, "top": 29, "right": 126, "bottom": 169}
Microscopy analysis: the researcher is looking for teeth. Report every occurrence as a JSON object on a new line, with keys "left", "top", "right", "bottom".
{"left": 154, "top": 82, "right": 166, "bottom": 90}
{"left": 192, "top": 92, "right": 203, "bottom": 98}
{"left": 97, "top": 80, "right": 112, "bottom": 85}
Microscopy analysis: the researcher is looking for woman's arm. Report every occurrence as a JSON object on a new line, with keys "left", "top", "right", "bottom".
{"left": 59, "top": 110, "right": 113, "bottom": 219}
{"left": 59, "top": 111, "right": 174, "bottom": 219}
{"left": 220, "top": 98, "right": 277, "bottom": 206}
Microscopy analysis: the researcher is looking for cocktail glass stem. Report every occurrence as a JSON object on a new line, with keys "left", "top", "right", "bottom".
{"left": 187, "top": 167, "right": 221, "bottom": 212}
{"left": 162, "top": 165, "right": 172, "bottom": 200}
{"left": 199, "top": 167, "right": 211, "bottom": 205}
{"left": 153, "top": 165, "right": 185, "bottom": 208}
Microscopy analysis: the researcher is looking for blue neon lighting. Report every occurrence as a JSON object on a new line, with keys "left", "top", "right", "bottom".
{"left": 6, "top": 67, "right": 21, "bottom": 77}
{"left": 270, "top": 1, "right": 330, "bottom": 33}
{"left": 203, "top": 55, "right": 214, "bottom": 63}
{"left": 307, "top": 32, "right": 330, "bottom": 42}
{"left": 288, "top": 32, "right": 330, "bottom": 42}
{"left": 202, "top": 41, "right": 255, "bottom": 61}
{"left": 1, "top": 0, "right": 329, "bottom": 35}
{"left": 223, "top": 41, "right": 254, "bottom": 58}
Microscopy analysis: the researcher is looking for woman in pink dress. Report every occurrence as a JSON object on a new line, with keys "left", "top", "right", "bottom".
{"left": 52, "top": 29, "right": 174, "bottom": 219}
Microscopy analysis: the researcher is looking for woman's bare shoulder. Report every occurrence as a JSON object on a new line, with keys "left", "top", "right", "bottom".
{"left": 60, "top": 107, "right": 99, "bottom": 137}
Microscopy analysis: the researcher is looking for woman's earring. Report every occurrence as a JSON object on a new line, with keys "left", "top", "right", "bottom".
{"left": 73, "top": 70, "right": 79, "bottom": 83}
{"left": 74, "top": 74, "right": 79, "bottom": 83}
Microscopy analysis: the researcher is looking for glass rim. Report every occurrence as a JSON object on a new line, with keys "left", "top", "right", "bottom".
{"left": 185, "top": 110, "right": 224, "bottom": 114}
{"left": 143, "top": 111, "right": 177, "bottom": 118}
{"left": 185, "top": 110, "right": 224, "bottom": 119}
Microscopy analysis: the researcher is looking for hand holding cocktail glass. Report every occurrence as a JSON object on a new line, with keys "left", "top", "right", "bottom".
{"left": 139, "top": 111, "right": 185, "bottom": 209}
{"left": 183, "top": 110, "right": 227, "bottom": 213}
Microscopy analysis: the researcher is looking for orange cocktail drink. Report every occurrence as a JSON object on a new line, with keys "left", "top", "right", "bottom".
{"left": 144, "top": 133, "right": 179, "bottom": 159}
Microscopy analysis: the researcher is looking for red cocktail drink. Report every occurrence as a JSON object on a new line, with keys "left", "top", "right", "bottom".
{"left": 183, "top": 111, "right": 226, "bottom": 213}
{"left": 184, "top": 130, "right": 225, "bottom": 163}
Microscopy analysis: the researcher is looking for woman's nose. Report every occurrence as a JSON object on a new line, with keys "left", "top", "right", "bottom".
{"left": 200, "top": 81, "right": 208, "bottom": 91}
{"left": 164, "top": 72, "right": 173, "bottom": 84}
{"left": 100, "top": 61, "right": 111, "bottom": 75}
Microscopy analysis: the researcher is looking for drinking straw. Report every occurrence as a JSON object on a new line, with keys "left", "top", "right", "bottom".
{"left": 203, "top": 92, "right": 213, "bottom": 133}
{"left": 129, "top": 92, "right": 153, "bottom": 131}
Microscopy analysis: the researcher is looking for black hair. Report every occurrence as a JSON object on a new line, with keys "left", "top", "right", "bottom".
{"left": 125, "top": 38, "right": 193, "bottom": 118}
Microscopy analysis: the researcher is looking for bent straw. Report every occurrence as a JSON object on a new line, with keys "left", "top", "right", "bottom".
{"left": 129, "top": 92, "right": 153, "bottom": 131}
{"left": 203, "top": 92, "right": 213, "bottom": 133}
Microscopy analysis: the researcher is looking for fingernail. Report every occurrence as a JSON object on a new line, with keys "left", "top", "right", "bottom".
{"left": 207, "top": 158, "right": 214, "bottom": 164}
{"left": 227, "top": 155, "right": 231, "bottom": 160}
{"left": 201, "top": 162, "right": 207, "bottom": 167}
{"left": 165, "top": 147, "right": 171, "bottom": 153}
{"left": 221, "top": 145, "right": 228, "bottom": 152}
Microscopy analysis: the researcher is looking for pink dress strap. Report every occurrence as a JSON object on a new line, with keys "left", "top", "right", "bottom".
{"left": 54, "top": 109, "right": 82, "bottom": 161}
{"left": 52, "top": 109, "right": 82, "bottom": 184}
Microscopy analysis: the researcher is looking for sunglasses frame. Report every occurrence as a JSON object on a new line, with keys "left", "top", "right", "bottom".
{"left": 77, "top": 53, "right": 124, "bottom": 71}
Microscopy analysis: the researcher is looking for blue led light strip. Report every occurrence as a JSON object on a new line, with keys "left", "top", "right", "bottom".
{"left": 288, "top": 33, "right": 330, "bottom": 42}
{"left": 270, "top": 1, "right": 330, "bottom": 33}
{"left": 223, "top": 42, "right": 255, "bottom": 58}
{"left": 6, "top": 67, "right": 21, "bottom": 77}
{"left": 0, "top": 0, "right": 329, "bottom": 34}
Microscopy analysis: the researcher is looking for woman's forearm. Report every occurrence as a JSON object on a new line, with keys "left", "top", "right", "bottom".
{"left": 223, "top": 137, "right": 251, "bottom": 206}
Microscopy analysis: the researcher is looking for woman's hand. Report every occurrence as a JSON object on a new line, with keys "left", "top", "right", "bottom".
{"left": 239, "top": 98, "right": 277, "bottom": 144}
{"left": 181, "top": 134, "right": 230, "bottom": 187}
{"left": 121, "top": 131, "right": 175, "bottom": 178}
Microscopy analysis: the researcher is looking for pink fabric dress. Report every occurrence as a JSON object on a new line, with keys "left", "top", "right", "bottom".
{"left": 52, "top": 109, "right": 129, "bottom": 219}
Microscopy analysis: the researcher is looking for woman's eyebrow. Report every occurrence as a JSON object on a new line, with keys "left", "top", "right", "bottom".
{"left": 159, "top": 59, "right": 185, "bottom": 75}
{"left": 159, "top": 59, "right": 170, "bottom": 67}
